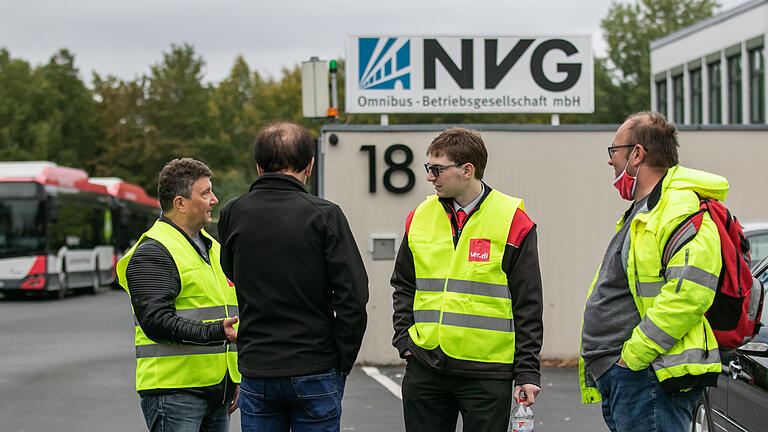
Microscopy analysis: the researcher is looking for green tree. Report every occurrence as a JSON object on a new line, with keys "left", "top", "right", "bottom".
{"left": 90, "top": 74, "right": 150, "bottom": 187}
{"left": 0, "top": 48, "right": 98, "bottom": 166}
{"left": 0, "top": 49, "right": 41, "bottom": 160}
{"left": 142, "top": 43, "right": 212, "bottom": 191}
{"left": 208, "top": 56, "right": 257, "bottom": 208}
{"left": 562, "top": 57, "right": 629, "bottom": 124}
{"left": 601, "top": 0, "right": 720, "bottom": 113}
{"left": 39, "top": 49, "right": 100, "bottom": 168}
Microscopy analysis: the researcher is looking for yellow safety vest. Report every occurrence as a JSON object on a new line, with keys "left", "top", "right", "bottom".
{"left": 580, "top": 166, "right": 725, "bottom": 403}
{"left": 408, "top": 190, "right": 523, "bottom": 364}
{"left": 117, "top": 220, "right": 240, "bottom": 391}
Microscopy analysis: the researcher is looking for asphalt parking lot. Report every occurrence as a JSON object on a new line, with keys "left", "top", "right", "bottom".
{"left": 348, "top": 366, "right": 607, "bottom": 432}
{"left": 0, "top": 290, "right": 607, "bottom": 431}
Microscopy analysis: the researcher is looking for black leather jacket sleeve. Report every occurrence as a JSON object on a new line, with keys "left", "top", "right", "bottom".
{"left": 125, "top": 239, "right": 227, "bottom": 345}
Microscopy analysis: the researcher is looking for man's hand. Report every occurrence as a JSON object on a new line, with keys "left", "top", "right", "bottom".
{"left": 228, "top": 384, "right": 239, "bottom": 414}
{"left": 617, "top": 357, "right": 628, "bottom": 368}
{"left": 514, "top": 383, "right": 541, "bottom": 406}
{"left": 223, "top": 316, "right": 238, "bottom": 344}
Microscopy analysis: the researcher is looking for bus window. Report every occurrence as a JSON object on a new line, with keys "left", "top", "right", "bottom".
{"left": 0, "top": 199, "right": 46, "bottom": 258}
{"left": 49, "top": 201, "right": 108, "bottom": 250}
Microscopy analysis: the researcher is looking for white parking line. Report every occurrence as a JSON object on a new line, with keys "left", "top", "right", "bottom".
{"left": 361, "top": 366, "right": 402, "bottom": 400}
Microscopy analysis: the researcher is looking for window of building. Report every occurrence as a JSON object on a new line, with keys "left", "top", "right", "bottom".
{"left": 728, "top": 54, "right": 742, "bottom": 124}
{"left": 656, "top": 79, "right": 668, "bottom": 118}
{"left": 689, "top": 68, "right": 702, "bottom": 124}
{"left": 672, "top": 74, "right": 684, "bottom": 124}
{"left": 749, "top": 48, "right": 765, "bottom": 124}
{"left": 708, "top": 61, "right": 722, "bottom": 124}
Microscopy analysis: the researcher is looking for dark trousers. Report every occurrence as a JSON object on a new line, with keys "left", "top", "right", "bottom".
{"left": 238, "top": 369, "right": 346, "bottom": 432}
{"left": 402, "top": 358, "right": 513, "bottom": 432}
{"left": 596, "top": 363, "right": 702, "bottom": 432}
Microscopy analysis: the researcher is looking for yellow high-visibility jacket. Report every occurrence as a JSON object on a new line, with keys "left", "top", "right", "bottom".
{"left": 409, "top": 190, "right": 523, "bottom": 364}
{"left": 117, "top": 220, "right": 240, "bottom": 391}
{"left": 580, "top": 166, "right": 725, "bottom": 403}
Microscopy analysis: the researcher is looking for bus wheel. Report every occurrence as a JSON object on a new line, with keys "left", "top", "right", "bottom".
{"left": 2, "top": 291, "right": 21, "bottom": 300}
{"left": 55, "top": 268, "right": 69, "bottom": 299}
{"left": 88, "top": 258, "right": 101, "bottom": 295}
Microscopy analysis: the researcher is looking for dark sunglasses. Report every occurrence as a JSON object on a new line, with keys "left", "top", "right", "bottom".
{"left": 424, "top": 163, "right": 464, "bottom": 178}
{"left": 607, "top": 144, "right": 636, "bottom": 158}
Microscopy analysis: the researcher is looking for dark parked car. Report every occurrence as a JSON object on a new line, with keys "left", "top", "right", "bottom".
{"left": 742, "top": 222, "right": 768, "bottom": 269}
{"left": 691, "top": 256, "right": 768, "bottom": 432}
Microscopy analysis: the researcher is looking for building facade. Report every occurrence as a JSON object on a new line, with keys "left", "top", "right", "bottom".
{"left": 651, "top": 0, "right": 767, "bottom": 125}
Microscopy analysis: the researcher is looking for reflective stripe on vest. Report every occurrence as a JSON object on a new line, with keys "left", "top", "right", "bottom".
{"left": 117, "top": 220, "right": 240, "bottom": 391}
{"left": 408, "top": 190, "right": 522, "bottom": 364}
{"left": 132, "top": 305, "right": 240, "bottom": 326}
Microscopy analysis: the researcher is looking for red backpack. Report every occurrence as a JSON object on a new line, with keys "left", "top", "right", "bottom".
{"left": 662, "top": 198, "right": 764, "bottom": 349}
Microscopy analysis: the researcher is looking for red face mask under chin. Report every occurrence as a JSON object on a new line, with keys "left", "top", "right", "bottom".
{"left": 612, "top": 156, "right": 638, "bottom": 201}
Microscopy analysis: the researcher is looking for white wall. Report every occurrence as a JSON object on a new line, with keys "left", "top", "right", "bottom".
{"left": 320, "top": 125, "right": 768, "bottom": 365}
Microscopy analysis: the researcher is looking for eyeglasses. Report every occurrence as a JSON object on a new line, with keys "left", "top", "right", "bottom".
{"left": 424, "top": 163, "right": 463, "bottom": 178}
{"left": 607, "top": 144, "right": 636, "bottom": 158}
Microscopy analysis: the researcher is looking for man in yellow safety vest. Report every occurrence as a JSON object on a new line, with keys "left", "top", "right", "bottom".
{"left": 579, "top": 112, "right": 724, "bottom": 432}
{"left": 392, "top": 127, "right": 544, "bottom": 432}
{"left": 117, "top": 158, "right": 240, "bottom": 432}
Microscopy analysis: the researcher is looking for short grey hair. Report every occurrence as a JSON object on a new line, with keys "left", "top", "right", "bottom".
{"left": 157, "top": 158, "right": 212, "bottom": 212}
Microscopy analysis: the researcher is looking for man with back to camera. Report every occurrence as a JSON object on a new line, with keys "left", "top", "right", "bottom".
{"left": 391, "top": 127, "right": 544, "bottom": 432}
{"left": 579, "top": 112, "right": 725, "bottom": 432}
{"left": 117, "top": 158, "right": 240, "bottom": 432}
{"left": 217, "top": 121, "right": 369, "bottom": 432}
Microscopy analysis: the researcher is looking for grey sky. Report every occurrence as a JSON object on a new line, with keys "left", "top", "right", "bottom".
{"left": 0, "top": 0, "right": 745, "bottom": 84}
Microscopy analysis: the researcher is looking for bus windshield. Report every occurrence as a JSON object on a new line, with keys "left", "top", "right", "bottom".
{"left": 0, "top": 199, "right": 46, "bottom": 258}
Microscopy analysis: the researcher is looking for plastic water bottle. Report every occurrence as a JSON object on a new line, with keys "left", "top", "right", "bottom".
{"left": 509, "top": 390, "right": 534, "bottom": 432}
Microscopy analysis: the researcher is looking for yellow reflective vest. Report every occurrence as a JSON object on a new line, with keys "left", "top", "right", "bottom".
{"left": 408, "top": 190, "right": 523, "bottom": 364}
{"left": 117, "top": 220, "right": 240, "bottom": 392}
{"left": 580, "top": 166, "right": 726, "bottom": 403}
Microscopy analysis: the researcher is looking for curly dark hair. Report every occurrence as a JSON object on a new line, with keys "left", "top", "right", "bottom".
{"left": 157, "top": 158, "right": 212, "bottom": 212}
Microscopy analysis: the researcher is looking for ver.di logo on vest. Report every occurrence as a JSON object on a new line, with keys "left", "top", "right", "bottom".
{"left": 358, "top": 37, "right": 411, "bottom": 90}
{"left": 469, "top": 238, "right": 491, "bottom": 262}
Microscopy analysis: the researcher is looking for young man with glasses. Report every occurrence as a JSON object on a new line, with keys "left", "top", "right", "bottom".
{"left": 579, "top": 112, "right": 727, "bottom": 432}
{"left": 391, "top": 127, "right": 544, "bottom": 432}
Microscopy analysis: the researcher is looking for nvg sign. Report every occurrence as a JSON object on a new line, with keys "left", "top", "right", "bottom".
{"left": 346, "top": 35, "right": 593, "bottom": 114}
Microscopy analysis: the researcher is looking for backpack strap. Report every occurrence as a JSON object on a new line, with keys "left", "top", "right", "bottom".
{"left": 661, "top": 202, "right": 707, "bottom": 273}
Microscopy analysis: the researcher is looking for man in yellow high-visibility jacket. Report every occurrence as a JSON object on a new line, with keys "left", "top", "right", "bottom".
{"left": 118, "top": 158, "right": 240, "bottom": 432}
{"left": 580, "top": 112, "right": 724, "bottom": 432}
{"left": 392, "top": 127, "right": 544, "bottom": 432}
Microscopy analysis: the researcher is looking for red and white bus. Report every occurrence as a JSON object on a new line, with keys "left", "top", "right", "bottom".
{"left": 91, "top": 177, "right": 160, "bottom": 257}
{"left": 0, "top": 162, "right": 159, "bottom": 299}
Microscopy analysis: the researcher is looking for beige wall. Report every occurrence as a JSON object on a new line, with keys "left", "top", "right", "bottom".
{"left": 319, "top": 125, "right": 768, "bottom": 364}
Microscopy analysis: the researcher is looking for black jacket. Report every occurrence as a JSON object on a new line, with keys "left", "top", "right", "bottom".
{"left": 125, "top": 216, "right": 234, "bottom": 401}
{"left": 218, "top": 173, "right": 369, "bottom": 378}
{"left": 391, "top": 185, "right": 543, "bottom": 385}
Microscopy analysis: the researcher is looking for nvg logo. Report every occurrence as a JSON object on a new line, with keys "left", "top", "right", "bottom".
{"left": 359, "top": 37, "right": 411, "bottom": 90}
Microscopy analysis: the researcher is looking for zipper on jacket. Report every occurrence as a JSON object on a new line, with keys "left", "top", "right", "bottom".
{"left": 675, "top": 249, "right": 690, "bottom": 294}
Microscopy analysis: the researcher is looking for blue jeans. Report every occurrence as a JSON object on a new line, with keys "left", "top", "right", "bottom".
{"left": 595, "top": 363, "right": 702, "bottom": 432}
{"left": 239, "top": 368, "right": 346, "bottom": 432}
{"left": 140, "top": 392, "right": 229, "bottom": 432}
